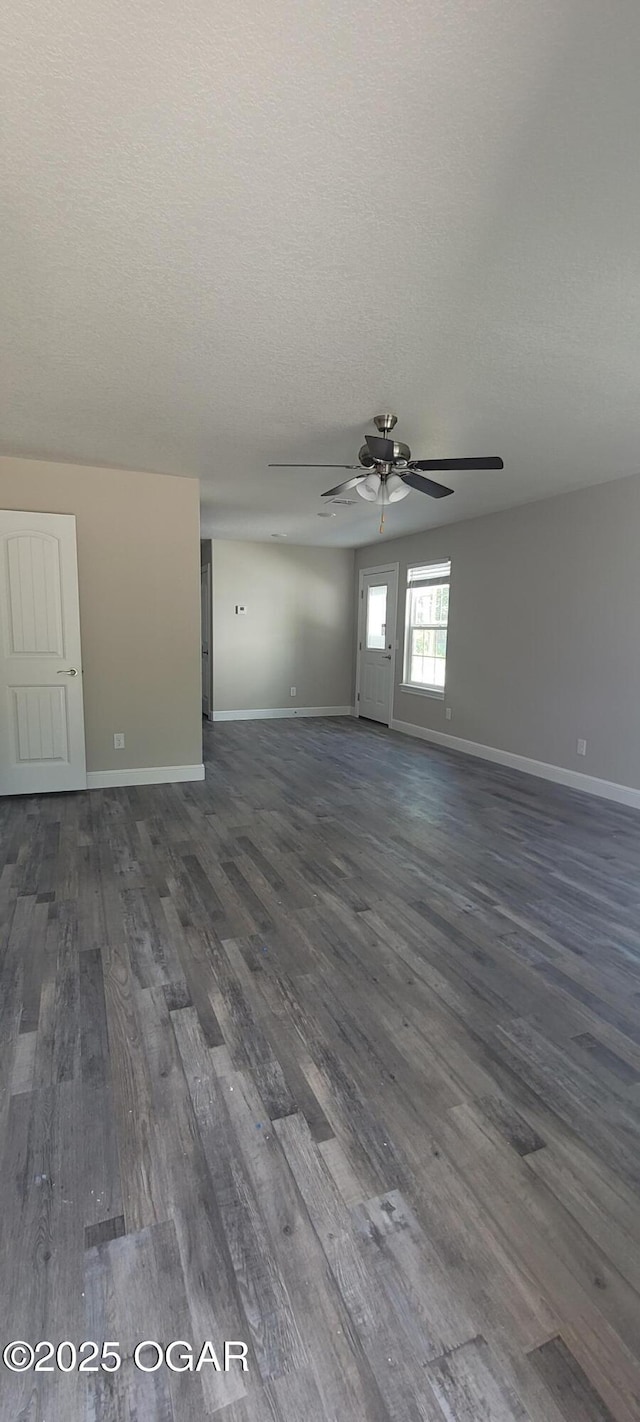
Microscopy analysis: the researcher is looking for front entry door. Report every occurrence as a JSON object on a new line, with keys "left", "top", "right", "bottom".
{"left": 358, "top": 567, "right": 397, "bottom": 725}
{"left": 0, "top": 511, "right": 87, "bottom": 794}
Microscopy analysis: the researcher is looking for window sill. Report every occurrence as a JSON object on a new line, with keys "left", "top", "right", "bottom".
{"left": 399, "top": 684, "right": 445, "bottom": 700}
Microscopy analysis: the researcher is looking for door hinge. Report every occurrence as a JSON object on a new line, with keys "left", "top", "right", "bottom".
{"left": 360, "top": 589, "right": 364, "bottom": 599}
{"left": 357, "top": 692, "right": 360, "bottom": 701}
{"left": 359, "top": 641, "right": 362, "bottom": 651}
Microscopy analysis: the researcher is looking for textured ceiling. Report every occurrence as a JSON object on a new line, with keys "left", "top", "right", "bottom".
{"left": 2, "top": 1, "right": 640, "bottom": 546}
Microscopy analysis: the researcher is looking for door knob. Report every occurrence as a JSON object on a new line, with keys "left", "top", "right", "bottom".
{"left": 383, "top": 654, "right": 392, "bottom": 660}
{"left": 57, "top": 668, "right": 78, "bottom": 676}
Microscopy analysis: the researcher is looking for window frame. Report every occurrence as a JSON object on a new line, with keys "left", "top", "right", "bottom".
{"left": 401, "top": 561, "right": 451, "bottom": 697}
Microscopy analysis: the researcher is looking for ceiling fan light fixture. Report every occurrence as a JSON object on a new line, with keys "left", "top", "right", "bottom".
{"left": 355, "top": 471, "right": 410, "bottom": 505}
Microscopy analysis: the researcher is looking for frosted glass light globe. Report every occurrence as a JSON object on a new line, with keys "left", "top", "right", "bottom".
{"left": 356, "top": 472, "right": 382, "bottom": 502}
{"left": 386, "top": 474, "right": 411, "bottom": 502}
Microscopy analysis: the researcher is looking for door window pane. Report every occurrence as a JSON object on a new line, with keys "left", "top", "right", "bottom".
{"left": 366, "top": 584, "right": 387, "bottom": 649}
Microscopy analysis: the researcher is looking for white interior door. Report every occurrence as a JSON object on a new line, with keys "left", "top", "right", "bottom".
{"left": 357, "top": 566, "right": 398, "bottom": 724}
{"left": 0, "top": 511, "right": 87, "bottom": 794}
{"left": 201, "top": 562, "right": 211, "bottom": 717}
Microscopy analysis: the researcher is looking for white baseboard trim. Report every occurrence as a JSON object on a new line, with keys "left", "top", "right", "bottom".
{"left": 390, "top": 719, "right": 640, "bottom": 810}
{"left": 86, "top": 764, "right": 205, "bottom": 789}
{"left": 212, "top": 706, "right": 354, "bottom": 723}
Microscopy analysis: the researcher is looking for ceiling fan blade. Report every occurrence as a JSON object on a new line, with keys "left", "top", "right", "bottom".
{"left": 410, "top": 456, "right": 504, "bottom": 472}
{"left": 401, "top": 471, "right": 454, "bottom": 499}
{"left": 267, "top": 463, "right": 360, "bottom": 469}
{"left": 366, "top": 434, "right": 395, "bottom": 462}
{"left": 321, "top": 475, "right": 366, "bottom": 497}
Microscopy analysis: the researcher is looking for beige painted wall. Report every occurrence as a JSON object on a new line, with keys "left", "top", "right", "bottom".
{"left": 356, "top": 471, "right": 640, "bottom": 791}
{"left": 0, "top": 457, "right": 202, "bottom": 772}
{"left": 213, "top": 540, "right": 355, "bottom": 713}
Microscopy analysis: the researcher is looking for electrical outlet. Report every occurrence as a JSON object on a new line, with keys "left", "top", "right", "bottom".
{"left": 235, "top": 605, "right": 246, "bottom": 615}
{"left": 290, "top": 686, "right": 296, "bottom": 697}
{"left": 113, "top": 732, "right": 125, "bottom": 750}
{"left": 445, "top": 707, "right": 452, "bottom": 721}
{"left": 577, "top": 737, "right": 587, "bottom": 756}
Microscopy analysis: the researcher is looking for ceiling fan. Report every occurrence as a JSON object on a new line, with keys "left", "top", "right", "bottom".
{"left": 268, "top": 414, "right": 503, "bottom": 509}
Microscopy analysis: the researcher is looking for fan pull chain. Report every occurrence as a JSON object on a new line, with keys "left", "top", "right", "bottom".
{"left": 379, "top": 507, "right": 385, "bottom": 535}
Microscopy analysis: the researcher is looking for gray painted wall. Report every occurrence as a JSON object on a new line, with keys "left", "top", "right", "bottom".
{"left": 213, "top": 540, "right": 355, "bottom": 714}
{"left": 355, "top": 471, "right": 640, "bottom": 790}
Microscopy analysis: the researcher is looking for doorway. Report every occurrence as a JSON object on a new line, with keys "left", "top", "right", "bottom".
{"left": 200, "top": 548, "right": 212, "bottom": 719}
{"left": 0, "top": 510, "right": 87, "bottom": 794}
{"left": 356, "top": 563, "right": 398, "bottom": 726}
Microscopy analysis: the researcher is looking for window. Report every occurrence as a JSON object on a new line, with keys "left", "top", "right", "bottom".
{"left": 403, "top": 560, "right": 451, "bottom": 693}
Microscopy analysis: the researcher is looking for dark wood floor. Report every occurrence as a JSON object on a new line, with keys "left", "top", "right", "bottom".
{"left": 2, "top": 717, "right": 640, "bottom": 1419}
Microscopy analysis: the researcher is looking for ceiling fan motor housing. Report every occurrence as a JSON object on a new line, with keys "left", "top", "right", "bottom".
{"left": 358, "top": 440, "right": 411, "bottom": 468}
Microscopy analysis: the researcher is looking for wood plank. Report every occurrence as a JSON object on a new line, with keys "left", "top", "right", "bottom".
{"left": 160, "top": 896, "right": 226, "bottom": 1047}
{"left": 10, "top": 1029, "right": 36, "bottom": 1094}
{"left": 224, "top": 937, "right": 333, "bottom": 1137}
{"left": 0, "top": 1081, "right": 85, "bottom": 1422}
{"left": 527, "top": 1336, "right": 618, "bottom": 1421}
{"left": 570, "top": 1031, "right": 640, "bottom": 1086}
{"left": 100, "top": 940, "right": 166, "bottom": 1231}
{"left": 427, "top": 1335, "right": 531, "bottom": 1420}
{"left": 85, "top": 1212, "right": 126, "bottom": 1248}
{"left": 134, "top": 987, "right": 251, "bottom": 1413}
{"left": 86, "top": 1220, "right": 207, "bottom": 1422}
{"left": 172, "top": 1004, "right": 306, "bottom": 1384}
